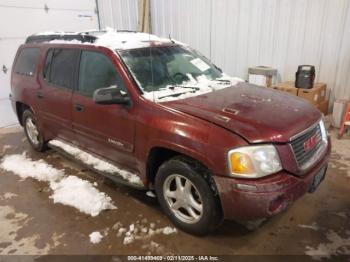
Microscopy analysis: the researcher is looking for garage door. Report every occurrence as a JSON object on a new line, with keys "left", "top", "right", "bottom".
{"left": 0, "top": 38, "right": 24, "bottom": 127}
{"left": 0, "top": 0, "right": 98, "bottom": 127}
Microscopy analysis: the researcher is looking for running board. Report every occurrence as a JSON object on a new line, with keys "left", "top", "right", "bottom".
{"left": 48, "top": 139, "right": 146, "bottom": 190}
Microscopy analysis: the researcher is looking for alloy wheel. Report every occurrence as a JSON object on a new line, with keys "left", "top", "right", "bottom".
{"left": 25, "top": 117, "right": 39, "bottom": 146}
{"left": 163, "top": 174, "right": 203, "bottom": 224}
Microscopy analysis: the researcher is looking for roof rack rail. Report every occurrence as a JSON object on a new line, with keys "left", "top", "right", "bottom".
{"left": 25, "top": 33, "right": 97, "bottom": 44}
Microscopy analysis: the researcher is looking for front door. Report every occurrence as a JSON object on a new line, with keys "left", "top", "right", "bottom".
{"left": 72, "top": 49, "right": 136, "bottom": 171}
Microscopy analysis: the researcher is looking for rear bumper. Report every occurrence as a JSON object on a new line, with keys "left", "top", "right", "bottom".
{"left": 9, "top": 93, "right": 16, "bottom": 113}
{"left": 9, "top": 94, "right": 21, "bottom": 125}
{"left": 214, "top": 138, "right": 331, "bottom": 221}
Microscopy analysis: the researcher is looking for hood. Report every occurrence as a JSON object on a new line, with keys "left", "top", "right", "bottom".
{"left": 164, "top": 82, "right": 321, "bottom": 143}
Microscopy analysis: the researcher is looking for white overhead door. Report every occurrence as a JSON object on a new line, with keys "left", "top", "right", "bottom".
{"left": 0, "top": 0, "right": 98, "bottom": 127}
{"left": 0, "top": 38, "right": 24, "bottom": 127}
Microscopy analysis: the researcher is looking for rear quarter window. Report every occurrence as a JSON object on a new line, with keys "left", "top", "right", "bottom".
{"left": 14, "top": 47, "right": 40, "bottom": 77}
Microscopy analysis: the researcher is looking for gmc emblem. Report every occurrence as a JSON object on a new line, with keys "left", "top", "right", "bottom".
{"left": 304, "top": 134, "right": 318, "bottom": 151}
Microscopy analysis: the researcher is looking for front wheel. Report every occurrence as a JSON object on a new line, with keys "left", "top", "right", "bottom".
{"left": 155, "top": 157, "right": 222, "bottom": 235}
{"left": 22, "top": 109, "right": 47, "bottom": 152}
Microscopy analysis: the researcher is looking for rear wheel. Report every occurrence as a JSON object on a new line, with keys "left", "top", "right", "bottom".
{"left": 155, "top": 157, "right": 222, "bottom": 235}
{"left": 22, "top": 110, "right": 47, "bottom": 152}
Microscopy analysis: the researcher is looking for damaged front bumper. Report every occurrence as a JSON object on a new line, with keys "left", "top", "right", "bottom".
{"left": 214, "top": 139, "right": 331, "bottom": 221}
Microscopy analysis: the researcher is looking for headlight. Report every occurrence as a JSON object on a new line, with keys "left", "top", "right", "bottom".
{"left": 228, "top": 145, "right": 282, "bottom": 178}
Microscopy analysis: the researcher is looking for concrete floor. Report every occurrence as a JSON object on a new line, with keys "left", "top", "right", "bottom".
{"left": 0, "top": 126, "right": 349, "bottom": 259}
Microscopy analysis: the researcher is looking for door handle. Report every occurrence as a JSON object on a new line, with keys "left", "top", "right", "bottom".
{"left": 36, "top": 92, "right": 44, "bottom": 99}
{"left": 74, "top": 104, "right": 85, "bottom": 112}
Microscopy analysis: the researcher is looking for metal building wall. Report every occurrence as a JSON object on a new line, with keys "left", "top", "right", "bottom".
{"left": 150, "top": 0, "right": 350, "bottom": 101}
{"left": 97, "top": 0, "right": 350, "bottom": 101}
{"left": 97, "top": 0, "right": 138, "bottom": 30}
{"left": 151, "top": 0, "right": 212, "bottom": 57}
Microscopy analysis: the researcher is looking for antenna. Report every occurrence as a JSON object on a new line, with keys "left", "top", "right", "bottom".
{"left": 149, "top": 33, "right": 155, "bottom": 102}
{"left": 168, "top": 34, "right": 175, "bottom": 44}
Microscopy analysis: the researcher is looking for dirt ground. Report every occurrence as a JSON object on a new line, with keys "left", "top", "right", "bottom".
{"left": 0, "top": 125, "right": 349, "bottom": 260}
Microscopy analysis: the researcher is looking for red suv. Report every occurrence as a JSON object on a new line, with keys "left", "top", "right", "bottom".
{"left": 10, "top": 30, "right": 330, "bottom": 235}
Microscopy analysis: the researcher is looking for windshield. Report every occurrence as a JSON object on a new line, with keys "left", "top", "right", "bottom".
{"left": 119, "top": 45, "right": 239, "bottom": 102}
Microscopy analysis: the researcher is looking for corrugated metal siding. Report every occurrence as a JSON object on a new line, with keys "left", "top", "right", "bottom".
{"left": 151, "top": 0, "right": 212, "bottom": 57}
{"left": 150, "top": 0, "right": 350, "bottom": 101}
{"left": 97, "top": 0, "right": 350, "bottom": 100}
{"left": 97, "top": 0, "right": 138, "bottom": 30}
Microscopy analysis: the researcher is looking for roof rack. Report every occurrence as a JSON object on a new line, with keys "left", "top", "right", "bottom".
{"left": 25, "top": 30, "right": 139, "bottom": 44}
{"left": 25, "top": 33, "right": 98, "bottom": 44}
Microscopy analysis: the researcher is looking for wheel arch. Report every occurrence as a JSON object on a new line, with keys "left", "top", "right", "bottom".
{"left": 146, "top": 145, "right": 220, "bottom": 196}
{"left": 15, "top": 101, "right": 31, "bottom": 126}
{"left": 149, "top": 146, "right": 224, "bottom": 233}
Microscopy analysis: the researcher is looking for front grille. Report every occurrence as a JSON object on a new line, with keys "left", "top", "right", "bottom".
{"left": 290, "top": 123, "right": 323, "bottom": 168}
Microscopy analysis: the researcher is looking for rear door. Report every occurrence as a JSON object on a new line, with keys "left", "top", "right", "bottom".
{"left": 37, "top": 47, "right": 79, "bottom": 142}
{"left": 11, "top": 46, "right": 41, "bottom": 119}
{"left": 72, "top": 49, "right": 136, "bottom": 170}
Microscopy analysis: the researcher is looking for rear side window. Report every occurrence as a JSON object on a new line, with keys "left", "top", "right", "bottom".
{"left": 14, "top": 47, "right": 40, "bottom": 76}
{"left": 78, "top": 51, "right": 127, "bottom": 97}
{"left": 48, "top": 49, "right": 78, "bottom": 89}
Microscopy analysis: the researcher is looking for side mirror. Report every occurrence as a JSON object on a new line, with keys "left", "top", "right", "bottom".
{"left": 93, "top": 86, "right": 130, "bottom": 105}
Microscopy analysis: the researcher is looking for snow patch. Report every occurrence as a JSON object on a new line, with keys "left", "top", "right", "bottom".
{"left": 35, "top": 31, "right": 79, "bottom": 36}
{"left": 49, "top": 139, "right": 143, "bottom": 186}
{"left": 112, "top": 221, "right": 122, "bottom": 230}
{"left": 2, "top": 192, "right": 17, "bottom": 200}
{"left": 50, "top": 39, "right": 89, "bottom": 45}
{"left": 4, "top": 192, "right": 17, "bottom": 199}
{"left": 112, "top": 220, "right": 177, "bottom": 245}
{"left": 123, "top": 235, "right": 135, "bottom": 245}
{"left": 305, "top": 230, "right": 350, "bottom": 259}
{"left": 95, "top": 28, "right": 171, "bottom": 50}
{"left": 50, "top": 176, "right": 116, "bottom": 217}
{"left": 117, "top": 227, "right": 127, "bottom": 237}
{"left": 146, "top": 191, "right": 156, "bottom": 198}
{"left": 89, "top": 231, "right": 103, "bottom": 244}
{"left": 298, "top": 223, "right": 319, "bottom": 231}
{"left": 162, "top": 226, "right": 177, "bottom": 235}
{"left": 0, "top": 154, "right": 116, "bottom": 216}
{"left": 0, "top": 153, "right": 64, "bottom": 182}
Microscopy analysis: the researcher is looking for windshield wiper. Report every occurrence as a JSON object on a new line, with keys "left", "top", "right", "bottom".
{"left": 159, "top": 90, "right": 196, "bottom": 100}
{"left": 167, "top": 85, "right": 200, "bottom": 91}
{"left": 214, "top": 79, "right": 232, "bottom": 84}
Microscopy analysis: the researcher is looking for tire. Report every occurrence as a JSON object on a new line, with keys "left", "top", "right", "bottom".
{"left": 22, "top": 109, "right": 47, "bottom": 152}
{"left": 155, "top": 156, "right": 222, "bottom": 235}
